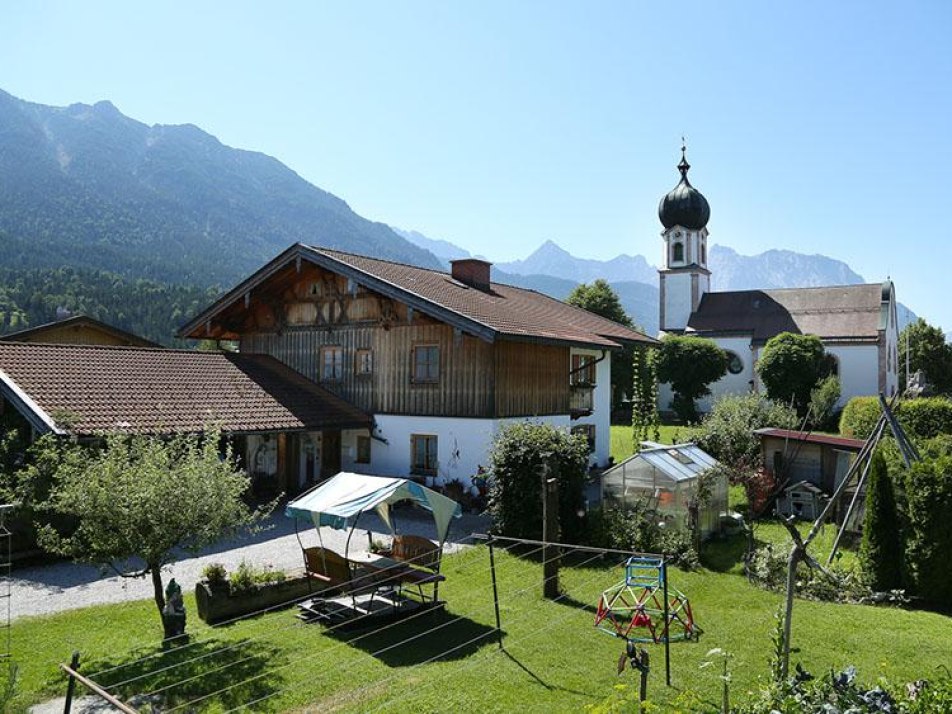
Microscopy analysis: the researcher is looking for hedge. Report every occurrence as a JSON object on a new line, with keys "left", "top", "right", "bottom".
{"left": 903, "top": 455, "right": 952, "bottom": 609}
{"left": 840, "top": 395, "right": 952, "bottom": 441}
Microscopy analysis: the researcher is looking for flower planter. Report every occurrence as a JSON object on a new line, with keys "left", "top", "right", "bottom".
{"left": 195, "top": 573, "right": 312, "bottom": 624}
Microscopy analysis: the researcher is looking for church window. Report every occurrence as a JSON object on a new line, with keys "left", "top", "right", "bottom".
{"left": 700, "top": 241, "right": 706, "bottom": 264}
{"left": 725, "top": 351, "right": 743, "bottom": 375}
{"left": 672, "top": 242, "right": 684, "bottom": 262}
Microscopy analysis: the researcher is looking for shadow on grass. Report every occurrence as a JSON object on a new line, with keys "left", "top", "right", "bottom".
{"left": 499, "top": 648, "right": 595, "bottom": 698}
{"left": 87, "top": 636, "right": 286, "bottom": 710}
{"left": 553, "top": 592, "right": 600, "bottom": 616}
{"left": 326, "top": 607, "right": 500, "bottom": 666}
{"left": 701, "top": 531, "right": 762, "bottom": 573}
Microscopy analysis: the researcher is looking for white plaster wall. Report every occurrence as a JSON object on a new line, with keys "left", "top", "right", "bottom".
{"left": 696, "top": 336, "right": 756, "bottom": 413}
{"left": 662, "top": 272, "right": 693, "bottom": 331}
{"left": 365, "top": 414, "right": 576, "bottom": 489}
{"left": 826, "top": 345, "right": 880, "bottom": 405}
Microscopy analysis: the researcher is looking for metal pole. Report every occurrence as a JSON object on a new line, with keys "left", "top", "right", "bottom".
{"left": 662, "top": 561, "right": 671, "bottom": 687}
{"left": 488, "top": 537, "right": 503, "bottom": 649}
{"left": 542, "top": 468, "right": 559, "bottom": 599}
{"left": 63, "top": 651, "right": 80, "bottom": 714}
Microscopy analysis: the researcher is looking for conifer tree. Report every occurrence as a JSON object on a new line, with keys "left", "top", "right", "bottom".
{"left": 859, "top": 450, "right": 903, "bottom": 591}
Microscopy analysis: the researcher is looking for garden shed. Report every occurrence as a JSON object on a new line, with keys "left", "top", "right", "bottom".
{"left": 599, "top": 442, "right": 727, "bottom": 540}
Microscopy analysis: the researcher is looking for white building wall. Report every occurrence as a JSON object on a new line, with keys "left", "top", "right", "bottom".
{"left": 826, "top": 344, "right": 880, "bottom": 406}
{"left": 360, "top": 413, "right": 578, "bottom": 489}
{"left": 697, "top": 336, "right": 756, "bottom": 413}
{"left": 661, "top": 272, "right": 693, "bottom": 331}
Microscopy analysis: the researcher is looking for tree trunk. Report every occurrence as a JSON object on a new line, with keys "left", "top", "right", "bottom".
{"left": 150, "top": 566, "right": 172, "bottom": 638}
{"left": 780, "top": 544, "right": 800, "bottom": 680}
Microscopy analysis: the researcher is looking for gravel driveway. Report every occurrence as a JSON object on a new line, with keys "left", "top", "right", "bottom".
{"left": 11, "top": 506, "right": 487, "bottom": 620}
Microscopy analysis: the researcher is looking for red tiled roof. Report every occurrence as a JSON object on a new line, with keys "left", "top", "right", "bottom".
{"left": 755, "top": 428, "right": 865, "bottom": 451}
{"left": 0, "top": 342, "right": 370, "bottom": 436}
{"left": 311, "top": 247, "right": 654, "bottom": 347}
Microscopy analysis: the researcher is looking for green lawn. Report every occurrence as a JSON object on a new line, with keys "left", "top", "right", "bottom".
{"left": 10, "top": 544, "right": 952, "bottom": 712}
{"left": 610, "top": 424, "right": 698, "bottom": 463}
{"left": 6, "top": 427, "right": 947, "bottom": 711}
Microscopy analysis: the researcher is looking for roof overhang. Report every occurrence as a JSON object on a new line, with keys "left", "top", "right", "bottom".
{"left": 178, "top": 244, "right": 499, "bottom": 343}
{"left": 0, "top": 369, "right": 64, "bottom": 435}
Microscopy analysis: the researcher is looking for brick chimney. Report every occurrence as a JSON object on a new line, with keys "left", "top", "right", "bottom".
{"left": 450, "top": 258, "right": 492, "bottom": 291}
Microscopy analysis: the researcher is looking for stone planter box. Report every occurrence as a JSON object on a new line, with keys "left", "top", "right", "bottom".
{"left": 195, "top": 573, "right": 312, "bottom": 624}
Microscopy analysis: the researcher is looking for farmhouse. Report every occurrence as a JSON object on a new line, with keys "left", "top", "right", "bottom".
{"left": 179, "top": 244, "right": 654, "bottom": 489}
{"left": 0, "top": 246, "right": 651, "bottom": 496}
{"left": 656, "top": 147, "right": 900, "bottom": 413}
{"left": 0, "top": 314, "right": 160, "bottom": 347}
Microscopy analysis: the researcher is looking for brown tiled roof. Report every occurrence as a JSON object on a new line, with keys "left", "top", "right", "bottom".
{"left": 179, "top": 244, "right": 656, "bottom": 348}
{"left": 315, "top": 247, "right": 654, "bottom": 347}
{"left": 0, "top": 342, "right": 370, "bottom": 436}
{"left": 687, "top": 284, "right": 887, "bottom": 344}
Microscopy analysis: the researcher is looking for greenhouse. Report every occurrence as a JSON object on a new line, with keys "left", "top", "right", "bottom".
{"left": 599, "top": 442, "right": 727, "bottom": 540}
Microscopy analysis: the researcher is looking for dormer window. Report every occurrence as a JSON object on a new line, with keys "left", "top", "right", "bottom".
{"left": 672, "top": 242, "right": 684, "bottom": 263}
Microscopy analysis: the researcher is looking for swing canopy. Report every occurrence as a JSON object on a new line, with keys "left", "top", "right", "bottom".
{"left": 285, "top": 472, "right": 462, "bottom": 544}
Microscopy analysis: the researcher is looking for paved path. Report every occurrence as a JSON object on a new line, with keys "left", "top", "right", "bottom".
{"left": 11, "top": 507, "right": 487, "bottom": 621}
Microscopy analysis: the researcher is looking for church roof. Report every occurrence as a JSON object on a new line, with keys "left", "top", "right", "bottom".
{"left": 687, "top": 282, "right": 892, "bottom": 344}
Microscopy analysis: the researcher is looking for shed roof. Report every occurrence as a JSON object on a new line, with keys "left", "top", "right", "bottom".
{"left": 0, "top": 315, "right": 160, "bottom": 348}
{"left": 755, "top": 428, "right": 865, "bottom": 451}
{"left": 0, "top": 342, "right": 370, "bottom": 436}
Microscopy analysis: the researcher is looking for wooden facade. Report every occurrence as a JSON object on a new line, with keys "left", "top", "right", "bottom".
{"left": 236, "top": 263, "right": 573, "bottom": 419}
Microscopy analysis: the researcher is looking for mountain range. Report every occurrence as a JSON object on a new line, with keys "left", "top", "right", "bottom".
{"left": 396, "top": 230, "right": 915, "bottom": 335}
{"left": 0, "top": 88, "right": 916, "bottom": 341}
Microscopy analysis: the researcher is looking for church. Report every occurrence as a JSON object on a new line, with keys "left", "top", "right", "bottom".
{"left": 655, "top": 148, "right": 899, "bottom": 414}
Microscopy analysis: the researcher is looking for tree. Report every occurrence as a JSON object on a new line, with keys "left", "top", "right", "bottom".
{"left": 654, "top": 335, "right": 727, "bottom": 422}
{"left": 566, "top": 279, "right": 637, "bottom": 408}
{"left": 36, "top": 428, "right": 268, "bottom": 638}
{"left": 807, "top": 375, "right": 841, "bottom": 431}
{"left": 899, "top": 318, "right": 952, "bottom": 394}
{"left": 859, "top": 450, "right": 903, "bottom": 592}
{"left": 756, "top": 332, "right": 827, "bottom": 415}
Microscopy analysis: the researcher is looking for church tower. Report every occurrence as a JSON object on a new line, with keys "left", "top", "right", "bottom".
{"left": 657, "top": 144, "right": 711, "bottom": 333}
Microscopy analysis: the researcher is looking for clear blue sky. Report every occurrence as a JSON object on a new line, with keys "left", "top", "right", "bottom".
{"left": 3, "top": 2, "right": 950, "bottom": 329}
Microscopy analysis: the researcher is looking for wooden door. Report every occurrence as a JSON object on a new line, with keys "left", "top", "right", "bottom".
{"left": 321, "top": 429, "right": 342, "bottom": 479}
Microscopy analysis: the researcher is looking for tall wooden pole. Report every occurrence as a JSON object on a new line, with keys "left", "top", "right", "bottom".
{"left": 541, "top": 463, "right": 560, "bottom": 599}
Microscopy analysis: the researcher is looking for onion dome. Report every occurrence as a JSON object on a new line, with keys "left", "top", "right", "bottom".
{"left": 658, "top": 144, "right": 710, "bottom": 230}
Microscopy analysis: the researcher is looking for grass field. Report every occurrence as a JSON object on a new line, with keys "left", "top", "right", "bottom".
{"left": 8, "top": 427, "right": 950, "bottom": 711}
{"left": 11, "top": 545, "right": 952, "bottom": 712}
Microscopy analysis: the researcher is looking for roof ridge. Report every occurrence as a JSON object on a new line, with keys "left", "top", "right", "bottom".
{"left": 0, "top": 341, "right": 213, "bottom": 356}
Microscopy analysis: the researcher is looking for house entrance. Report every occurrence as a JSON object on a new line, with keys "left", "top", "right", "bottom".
{"left": 321, "top": 429, "right": 341, "bottom": 479}
{"left": 299, "top": 433, "right": 319, "bottom": 488}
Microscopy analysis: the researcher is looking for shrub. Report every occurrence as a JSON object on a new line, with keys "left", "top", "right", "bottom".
{"left": 227, "top": 560, "right": 286, "bottom": 593}
{"left": 859, "top": 451, "right": 903, "bottom": 591}
{"left": 839, "top": 396, "right": 881, "bottom": 439}
{"left": 585, "top": 503, "right": 699, "bottom": 569}
{"left": 897, "top": 396, "right": 952, "bottom": 440}
{"left": 695, "top": 394, "right": 799, "bottom": 468}
{"left": 807, "top": 375, "right": 841, "bottom": 431}
{"left": 201, "top": 562, "right": 228, "bottom": 587}
{"left": 488, "top": 421, "right": 589, "bottom": 543}
{"left": 903, "top": 455, "right": 952, "bottom": 609}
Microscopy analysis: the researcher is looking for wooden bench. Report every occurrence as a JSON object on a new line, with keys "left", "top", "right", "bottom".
{"left": 388, "top": 535, "right": 446, "bottom": 601}
{"left": 302, "top": 546, "right": 353, "bottom": 593}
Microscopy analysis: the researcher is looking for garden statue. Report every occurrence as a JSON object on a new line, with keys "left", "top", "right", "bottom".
{"left": 162, "top": 577, "right": 187, "bottom": 641}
